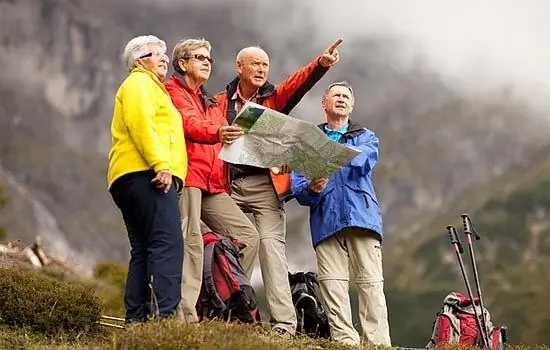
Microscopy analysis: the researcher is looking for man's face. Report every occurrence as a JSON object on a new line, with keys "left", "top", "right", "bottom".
{"left": 236, "top": 49, "right": 270, "bottom": 89}
{"left": 322, "top": 85, "right": 354, "bottom": 117}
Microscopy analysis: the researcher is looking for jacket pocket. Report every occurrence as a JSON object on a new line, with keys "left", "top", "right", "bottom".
{"left": 312, "top": 187, "right": 335, "bottom": 217}
{"left": 344, "top": 186, "right": 370, "bottom": 212}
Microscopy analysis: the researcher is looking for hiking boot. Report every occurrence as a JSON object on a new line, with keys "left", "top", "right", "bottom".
{"left": 124, "top": 320, "right": 145, "bottom": 330}
{"left": 271, "top": 326, "right": 294, "bottom": 340}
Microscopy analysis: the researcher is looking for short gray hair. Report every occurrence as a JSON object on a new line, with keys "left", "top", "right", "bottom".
{"left": 236, "top": 46, "right": 267, "bottom": 63}
{"left": 323, "top": 81, "right": 355, "bottom": 106}
{"left": 122, "top": 35, "right": 167, "bottom": 72}
{"left": 171, "top": 38, "right": 211, "bottom": 74}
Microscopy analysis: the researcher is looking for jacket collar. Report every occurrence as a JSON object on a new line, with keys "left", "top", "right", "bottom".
{"left": 225, "top": 76, "right": 276, "bottom": 100}
{"left": 172, "top": 72, "right": 219, "bottom": 108}
{"left": 131, "top": 67, "right": 168, "bottom": 92}
{"left": 317, "top": 120, "right": 365, "bottom": 136}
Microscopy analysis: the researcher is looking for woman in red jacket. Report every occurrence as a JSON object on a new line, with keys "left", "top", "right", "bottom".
{"left": 164, "top": 38, "right": 259, "bottom": 324}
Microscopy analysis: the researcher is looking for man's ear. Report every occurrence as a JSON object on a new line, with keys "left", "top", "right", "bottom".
{"left": 321, "top": 98, "right": 327, "bottom": 111}
{"left": 236, "top": 60, "right": 243, "bottom": 75}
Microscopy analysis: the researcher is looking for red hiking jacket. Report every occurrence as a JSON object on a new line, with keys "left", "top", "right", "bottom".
{"left": 215, "top": 56, "right": 330, "bottom": 201}
{"left": 165, "top": 74, "right": 229, "bottom": 194}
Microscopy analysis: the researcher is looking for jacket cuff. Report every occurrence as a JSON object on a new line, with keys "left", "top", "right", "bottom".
{"left": 153, "top": 162, "right": 170, "bottom": 173}
{"left": 316, "top": 56, "right": 331, "bottom": 71}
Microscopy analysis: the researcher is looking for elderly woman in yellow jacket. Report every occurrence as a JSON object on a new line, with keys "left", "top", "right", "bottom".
{"left": 107, "top": 35, "right": 188, "bottom": 326}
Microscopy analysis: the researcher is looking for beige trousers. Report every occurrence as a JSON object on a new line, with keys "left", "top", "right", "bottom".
{"left": 315, "top": 228, "right": 391, "bottom": 347}
{"left": 177, "top": 187, "right": 259, "bottom": 324}
{"left": 231, "top": 174, "right": 297, "bottom": 334}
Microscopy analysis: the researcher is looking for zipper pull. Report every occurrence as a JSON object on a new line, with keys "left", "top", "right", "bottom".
{"left": 170, "top": 132, "right": 174, "bottom": 144}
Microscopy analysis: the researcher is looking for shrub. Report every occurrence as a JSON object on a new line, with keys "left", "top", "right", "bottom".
{"left": 0, "top": 267, "right": 102, "bottom": 336}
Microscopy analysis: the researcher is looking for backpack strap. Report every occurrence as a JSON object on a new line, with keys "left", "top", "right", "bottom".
{"left": 426, "top": 295, "right": 463, "bottom": 348}
{"left": 304, "top": 272, "right": 326, "bottom": 309}
{"left": 202, "top": 239, "right": 227, "bottom": 318}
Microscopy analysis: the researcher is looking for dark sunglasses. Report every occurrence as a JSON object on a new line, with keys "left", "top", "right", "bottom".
{"left": 183, "top": 54, "right": 214, "bottom": 64}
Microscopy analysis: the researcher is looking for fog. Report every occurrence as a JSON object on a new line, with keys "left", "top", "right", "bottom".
{"left": 147, "top": 0, "right": 550, "bottom": 110}
{"left": 271, "top": 1, "right": 550, "bottom": 108}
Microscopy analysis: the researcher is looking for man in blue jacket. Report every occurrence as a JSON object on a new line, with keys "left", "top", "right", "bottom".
{"left": 290, "top": 81, "right": 391, "bottom": 347}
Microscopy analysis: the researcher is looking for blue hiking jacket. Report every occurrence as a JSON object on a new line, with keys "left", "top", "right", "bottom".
{"left": 291, "top": 122, "right": 383, "bottom": 248}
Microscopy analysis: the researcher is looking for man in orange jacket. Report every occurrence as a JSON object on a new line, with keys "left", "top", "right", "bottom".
{"left": 215, "top": 38, "right": 343, "bottom": 338}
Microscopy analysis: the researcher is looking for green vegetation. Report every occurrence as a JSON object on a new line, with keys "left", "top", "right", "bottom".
{"left": 93, "top": 261, "right": 127, "bottom": 317}
{"left": 382, "top": 146, "right": 550, "bottom": 346}
{"left": 0, "top": 255, "right": 548, "bottom": 349}
{"left": 3, "top": 148, "right": 550, "bottom": 347}
{"left": 0, "top": 268, "right": 102, "bottom": 337}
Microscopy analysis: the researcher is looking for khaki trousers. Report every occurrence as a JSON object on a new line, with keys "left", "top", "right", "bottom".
{"left": 177, "top": 187, "right": 259, "bottom": 324}
{"left": 231, "top": 174, "right": 297, "bottom": 334}
{"left": 315, "top": 228, "right": 391, "bottom": 347}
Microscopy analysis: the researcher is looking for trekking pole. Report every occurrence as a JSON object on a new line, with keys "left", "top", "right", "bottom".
{"left": 461, "top": 214, "right": 490, "bottom": 347}
{"left": 446, "top": 225, "right": 488, "bottom": 348}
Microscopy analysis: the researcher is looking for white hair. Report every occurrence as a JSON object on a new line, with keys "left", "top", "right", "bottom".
{"left": 235, "top": 46, "right": 267, "bottom": 63}
{"left": 122, "top": 35, "right": 167, "bottom": 71}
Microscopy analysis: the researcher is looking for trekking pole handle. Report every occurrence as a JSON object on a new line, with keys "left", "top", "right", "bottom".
{"left": 461, "top": 213, "right": 480, "bottom": 240}
{"left": 447, "top": 225, "right": 463, "bottom": 254}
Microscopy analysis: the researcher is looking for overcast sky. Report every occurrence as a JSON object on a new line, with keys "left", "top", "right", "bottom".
{"left": 259, "top": 0, "right": 550, "bottom": 109}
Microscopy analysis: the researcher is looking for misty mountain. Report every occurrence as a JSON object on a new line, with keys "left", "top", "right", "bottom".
{"left": 0, "top": 0, "right": 549, "bottom": 274}
{"left": 383, "top": 144, "right": 550, "bottom": 346}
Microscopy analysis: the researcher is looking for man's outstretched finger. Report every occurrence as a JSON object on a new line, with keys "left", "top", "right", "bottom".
{"left": 326, "top": 38, "right": 343, "bottom": 54}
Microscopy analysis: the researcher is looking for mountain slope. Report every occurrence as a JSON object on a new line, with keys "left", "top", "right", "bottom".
{"left": 1, "top": 0, "right": 550, "bottom": 273}
{"left": 382, "top": 145, "right": 550, "bottom": 346}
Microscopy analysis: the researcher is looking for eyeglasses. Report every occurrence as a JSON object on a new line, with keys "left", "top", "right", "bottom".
{"left": 139, "top": 51, "right": 169, "bottom": 62}
{"left": 183, "top": 54, "right": 214, "bottom": 64}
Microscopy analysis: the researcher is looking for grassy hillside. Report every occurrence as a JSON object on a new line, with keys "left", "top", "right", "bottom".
{"left": 382, "top": 145, "right": 550, "bottom": 346}
{"left": 0, "top": 264, "right": 548, "bottom": 350}
{"left": 0, "top": 265, "right": 370, "bottom": 350}
{"left": 3, "top": 0, "right": 550, "bottom": 266}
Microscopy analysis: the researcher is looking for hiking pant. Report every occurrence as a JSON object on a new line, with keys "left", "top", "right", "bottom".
{"left": 109, "top": 171, "right": 183, "bottom": 324}
{"left": 315, "top": 228, "right": 391, "bottom": 347}
{"left": 231, "top": 174, "right": 297, "bottom": 334}
{"left": 177, "top": 187, "right": 259, "bottom": 324}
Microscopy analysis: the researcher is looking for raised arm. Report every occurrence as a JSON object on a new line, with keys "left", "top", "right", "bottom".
{"left": 121, "top": 74, "right": 171, "bottom": 172}
{"left": 276, "top": 38, "right": 343, "bottom": 115}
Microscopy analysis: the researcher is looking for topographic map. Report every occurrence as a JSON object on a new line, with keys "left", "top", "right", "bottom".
{"left": 218, "top": 101, "right": 360, "bottom": 180}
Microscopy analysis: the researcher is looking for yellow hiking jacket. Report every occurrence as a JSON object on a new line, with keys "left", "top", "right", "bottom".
{"left": 107, "top": 67, "right": 188, "bottom": 190}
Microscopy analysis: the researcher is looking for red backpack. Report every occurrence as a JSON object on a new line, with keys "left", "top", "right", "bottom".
{"left": 427, "top": 292, "right": 507, "bottom": 350}
{"left": 196, "top": 232, "right": 261, "bottom": 323}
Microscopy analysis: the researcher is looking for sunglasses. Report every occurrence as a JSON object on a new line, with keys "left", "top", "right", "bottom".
{"left": 183, "top": 54, "right": 214, "bottom": 64}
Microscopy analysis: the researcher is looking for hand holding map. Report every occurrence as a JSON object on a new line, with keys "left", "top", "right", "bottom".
{"left": 217, "top": 101, "right": 360, "bottom": 180}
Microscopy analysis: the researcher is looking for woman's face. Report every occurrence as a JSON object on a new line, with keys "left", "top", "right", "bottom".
{"left": 136, "top": 44, "right": 169, "bottom": 80}
{"left": 179, "top": 47, "right": 213, "bottom": 83}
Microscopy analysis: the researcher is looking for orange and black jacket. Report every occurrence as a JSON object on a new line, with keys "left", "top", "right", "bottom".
{"left": 215, "top": 56, "right": 330, "bottom": 202}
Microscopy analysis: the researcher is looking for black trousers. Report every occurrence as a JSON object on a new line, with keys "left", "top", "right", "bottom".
{"left": 109, "top": 171, "right": 183, "bottom": 323}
